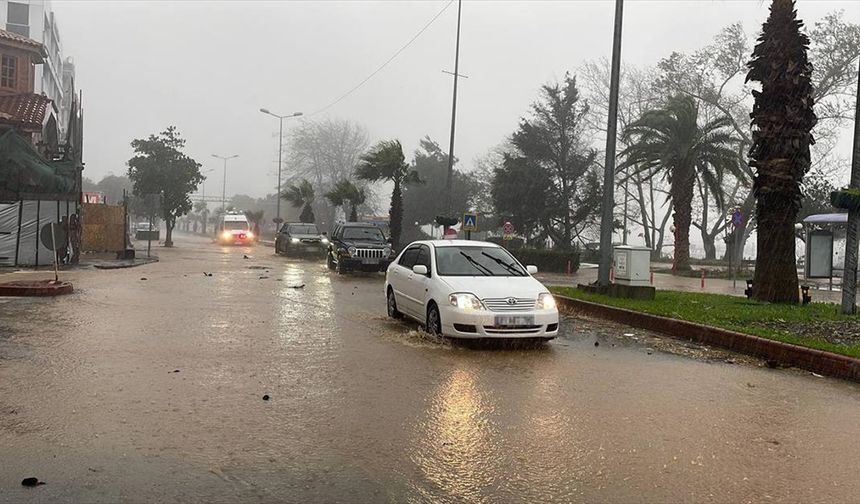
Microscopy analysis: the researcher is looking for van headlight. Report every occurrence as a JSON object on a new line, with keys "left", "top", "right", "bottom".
{"left": 221, "top": 231, "right": 231, "bottom": 240}
{"left": 291, "top": 237, "right": 300, "bottom": 243}
{"left": 537, "top": 292, "right": 556, "bottom": 310}
{"left": 449, "top": 293, "right": 484, "bottom": 311}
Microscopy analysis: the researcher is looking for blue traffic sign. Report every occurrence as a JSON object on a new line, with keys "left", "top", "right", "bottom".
{"left": 463, "top": 213, "right": 477, "bottom": 231}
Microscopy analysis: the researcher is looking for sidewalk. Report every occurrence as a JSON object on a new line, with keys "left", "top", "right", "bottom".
{"left": 538, "top": 265, "right": 845, "bottom": 304}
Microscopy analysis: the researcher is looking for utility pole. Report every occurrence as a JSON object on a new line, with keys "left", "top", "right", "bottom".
{"left": 840, "top": 56, "right": 860, "bottom": 315}
{"left": 598, "top": 0, "right": 624, "bottom": 287}
{"left": 212, "top": 154, "right": 238, "bottom": 214}
{"left": 444, "top": 0, "right": 463, "bottom": 218}
{"left": 260, "top": 109, "right": 303, "bottom": 224}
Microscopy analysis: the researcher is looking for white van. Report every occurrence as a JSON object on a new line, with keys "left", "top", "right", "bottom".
{"left": 216, "top": 213, "right": 253, "bottom": 245}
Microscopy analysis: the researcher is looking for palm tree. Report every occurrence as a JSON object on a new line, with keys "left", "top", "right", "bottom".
{"left": 746, "top": 0, "right": 817, "bottom": 304}
{"left": 282, "top": 179, "right": 316, "bottom": 223}
{"left": 325, "top": 179, "right": 366, "bottom": 222}
{"left": 620, "top": 95, "right": 744, "bottom": 271}
{"left": 355, "top": 140, "right": 421, "bottom": 249}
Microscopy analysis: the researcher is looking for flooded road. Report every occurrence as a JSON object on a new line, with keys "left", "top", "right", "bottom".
{"left": 1, "top": 233, "right": 859, "bottom": 503}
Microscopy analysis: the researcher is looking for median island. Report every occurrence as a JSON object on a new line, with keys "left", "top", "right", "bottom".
{"left": 551, "top": 287, "right": 860, "bottom": 359}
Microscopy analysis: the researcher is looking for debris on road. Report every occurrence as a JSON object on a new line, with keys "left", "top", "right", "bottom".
{"left": 21, "top": 477, "right": 45, "bottom": 487}
{"left": 204, "top": 272, "right": 213, "bottom": 277}
{"left": 287, "top": 284, "right": 305, "bottom": 289}
{"left": 243, "top": 255, "right": 251, "bottom": 259}
{"left": 140, "top": 277, "right": 147, "bottom": 281}
{"left": 259, "top": 276, "right": 269, "bottom": 279}
{"left": 170, "top": 369, "right": 180, "bottom": 373}
{"left": 262, "top": 394, "right": 270, "bottom": 401}
{"left": 594, "top": 341, "right": 599, "bottom": 347}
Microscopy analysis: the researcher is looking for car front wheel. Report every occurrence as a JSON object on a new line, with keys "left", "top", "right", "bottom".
{"left": 426, "top": 303, "right": 442, "bottom": 336}
{"left": 327, "top": 252, "right": 336, "bottom": 270}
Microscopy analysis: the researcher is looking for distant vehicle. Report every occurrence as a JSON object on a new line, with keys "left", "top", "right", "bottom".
{"left": 384, "top": 240, "right": 559, "bottom": 340}
{"left": 325, "top": 222, "right": 393, "bottom": 274}
{"left": 275, "top": 223, "right": 327, "bottom": 256}
{"left": 217, "top": 213, "right": 254, "bottom": 245}
{"left": 134, "top": 221, "right": 159, "bottom": 241}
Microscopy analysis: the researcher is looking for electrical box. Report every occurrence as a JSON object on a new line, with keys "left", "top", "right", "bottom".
{"left": 614, "top": 245, "right": 651, "bottom": 287}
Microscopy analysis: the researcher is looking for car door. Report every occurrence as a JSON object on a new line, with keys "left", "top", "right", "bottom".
{"left": 391, "top": 246, "right": 420, "bottom": 317}
{"left": 402, "top": 245, "right": 432, "bottom": 319}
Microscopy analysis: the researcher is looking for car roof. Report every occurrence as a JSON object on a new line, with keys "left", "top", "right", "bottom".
{"left": 409, "top": 239, "right": 501, "bottom": 248}
{"left": 223, "top": 214, "right": 247, "bottom": 221}
{"left": 285, "top": 222, "right": 316, "bottom": 226}
{"left": 339, "top": 222, "right": 380, "bottom": 228}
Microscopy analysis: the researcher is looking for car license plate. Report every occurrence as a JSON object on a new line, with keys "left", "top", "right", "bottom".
{"left": 362, "top": 258, "right": 378, "bottom": 265}
{"left": 494, "top": 315, "right": 534, "bottom": 327}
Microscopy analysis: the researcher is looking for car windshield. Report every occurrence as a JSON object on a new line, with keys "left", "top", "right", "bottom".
{"left": 434, "top": 246, "right": 526, "bottom": 276}
{"left": 288, "top": 224, "right": 318, "bottom": 235}
{"left": 223, "top": 221, "right": 248, "bottom": 230}
{"left": 342, "top": 226, "right": 385, "bottom": 242}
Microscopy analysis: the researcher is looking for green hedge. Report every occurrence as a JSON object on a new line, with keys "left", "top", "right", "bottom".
{"left": 511, "top": 248, "right": 580, "bottom": 273}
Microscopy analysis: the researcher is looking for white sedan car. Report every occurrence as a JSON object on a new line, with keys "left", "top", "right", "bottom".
{"left": 384, "top": 240, "right": 559, "bottom": 340}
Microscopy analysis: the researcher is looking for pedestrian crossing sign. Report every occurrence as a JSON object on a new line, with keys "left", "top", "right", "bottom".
{"left": 462, "top": 213, "right": 477, "bottom": 231}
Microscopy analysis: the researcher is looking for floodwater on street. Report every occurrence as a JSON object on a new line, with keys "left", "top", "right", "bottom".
{"left": 1, "top": 234, "right": 859, "bottom": 503}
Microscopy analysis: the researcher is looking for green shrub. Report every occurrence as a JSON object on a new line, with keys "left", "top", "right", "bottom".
{"left": 511, "top": 247, "right": 579, "bottom": 273}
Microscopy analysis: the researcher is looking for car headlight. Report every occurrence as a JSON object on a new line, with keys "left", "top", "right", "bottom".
{"left": 291, "top": 237, "right": 300, "bottom": 243}
{"left": 537, "top": 292, "right": 556, "bottom": 310}
{"left": 383, "top": 246, "right": 392, "bottom": 257}
{"left": 449, "top": 293, "right": 484, "bottom": 311}
{"left": 348, "top": 246, "right": 357, "bottom": 257}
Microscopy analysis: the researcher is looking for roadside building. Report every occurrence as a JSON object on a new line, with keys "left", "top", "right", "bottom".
{"left": 0, "top": 27, "right": 82, "bottom": 267}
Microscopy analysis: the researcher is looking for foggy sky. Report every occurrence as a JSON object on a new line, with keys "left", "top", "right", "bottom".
{"left": 54, "top": 0, "right": 859, "bottom": 199}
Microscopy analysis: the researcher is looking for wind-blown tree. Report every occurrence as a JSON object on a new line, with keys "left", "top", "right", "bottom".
{"left": 619, "top": 96, "right": 744, "bottom": 271}
{"left": 746, "top": 0, "right": 817, "bottom": 303}
{"left": 282, "top": 179, "right": 316, "bottom": 223}
{"left": 491, "top": 154, "right": 554, "bottom": 245}
{"left": 511, "top": 72, "right": 599, "bottom": 250}
{"left": 244, "top": 210, "right": 265, "bottom": 238}
{"left": 355, "top": 140, "right": 421, "bottom": 250}
{"left": 402, "top": 137, "right": 477, "bottom": 231}
{"left": 127, "top": 126, "right": 203, "bottom": 247}
{"left": 325, "top": 179, "right": 366, "bottom": 221}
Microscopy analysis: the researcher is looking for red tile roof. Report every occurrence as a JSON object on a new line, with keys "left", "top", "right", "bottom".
{"left": 0, "top": 93, "right": 52, "bottom": 131}
{"left": 0, "top": 29, "right": 43, "bottom": 50}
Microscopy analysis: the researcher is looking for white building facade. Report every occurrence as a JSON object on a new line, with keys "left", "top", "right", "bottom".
{"left": 0, "top": 0, "right": 72, "bottom": 137}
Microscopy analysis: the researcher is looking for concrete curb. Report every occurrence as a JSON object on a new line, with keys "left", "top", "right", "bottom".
{"left": 92, "top": 258, "right": 159, "bottom": 270}
{"left": 0, "top": 280, "right": 74, "bottom": 297}
{"left": 555, "top": 295, "right": 860, "bottom": 382}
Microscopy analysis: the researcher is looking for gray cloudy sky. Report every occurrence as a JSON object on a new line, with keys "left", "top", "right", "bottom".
{"left": 54, "top": 0, "right": 858, "bottom": 198}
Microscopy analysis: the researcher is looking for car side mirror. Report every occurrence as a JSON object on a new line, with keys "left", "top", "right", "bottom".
{"left": 526, "top": 265, "right": 538, "bottom": 275}
{"left": 412, "top": 264, "right": 428, "bottom": 276}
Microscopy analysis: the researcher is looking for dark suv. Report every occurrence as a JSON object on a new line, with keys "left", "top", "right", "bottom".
{"left": 326, "top": 222, "right": 393, "bottom": 274}
{"left": 275, "top": 223, "right": 326, "bottom": 256}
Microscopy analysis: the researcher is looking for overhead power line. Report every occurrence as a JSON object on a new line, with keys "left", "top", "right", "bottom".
{"left": 308, "top": 0, "right": 455, "bottom": 117}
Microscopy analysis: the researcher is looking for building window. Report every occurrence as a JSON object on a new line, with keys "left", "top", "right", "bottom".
{"left": 1, "top": 55, "right": 17, "bottom": 89}
{"left": 6, "top": 2, "right": 29, "bottom": 37}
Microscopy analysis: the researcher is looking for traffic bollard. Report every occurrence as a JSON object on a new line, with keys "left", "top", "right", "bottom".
{"left": 701, "top": 270, "right": 705, "bottom": 289}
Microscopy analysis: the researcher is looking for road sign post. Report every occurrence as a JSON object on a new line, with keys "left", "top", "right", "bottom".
{"left": 502, "top": 221, "right": 514, "bottom": 248}
{"left": 463, "top": 213, "right": 477, "bottom": 240}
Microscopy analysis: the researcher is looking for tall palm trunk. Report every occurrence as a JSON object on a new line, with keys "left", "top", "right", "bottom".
{"left": 670, "top": 169, "right": 696, "bottom": 271}
{"left": 390, "top": 179, "right": 403, "bottom": 250}
{"left": 753, "top": 183, "right": 799, "bottom": 302}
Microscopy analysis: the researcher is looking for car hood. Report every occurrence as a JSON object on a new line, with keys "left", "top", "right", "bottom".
{"left": 291, "top": 234, "right": 321, "bottom": 240}
{"left": 343, "top": 241, "right": 387, "bottom": 248}
{"left": 438, "top": 275, "right": 547, "bottom": 299}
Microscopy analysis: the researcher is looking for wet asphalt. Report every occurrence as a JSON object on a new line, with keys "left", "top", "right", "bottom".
{"left": 1, "top": 233, "right": 859, "bottom": 503}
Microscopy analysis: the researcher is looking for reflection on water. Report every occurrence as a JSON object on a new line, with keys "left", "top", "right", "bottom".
{"left": 411, "top": 367, "right": 501, "bottom": 503}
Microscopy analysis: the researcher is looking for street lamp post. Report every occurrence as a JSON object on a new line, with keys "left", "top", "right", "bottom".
{"left": 840, "top": 56, "right": 860, "bottom": 315}
{"left": 260, "top": 109, "right": 303, "bottom": 223}
{"left": 598, "top": 0, "right": 625, "bottom": 287}
{"left": 211, "top": 154, "right": 238, "bottom": 214}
